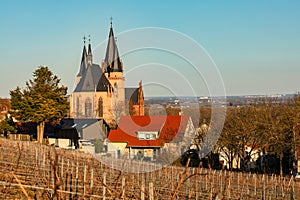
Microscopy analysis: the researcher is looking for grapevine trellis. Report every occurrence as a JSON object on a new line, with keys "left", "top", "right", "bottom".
{"left": 0, "top": 138, "right": 299, "bottom": 199}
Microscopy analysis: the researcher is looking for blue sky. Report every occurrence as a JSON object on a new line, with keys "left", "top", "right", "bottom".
{"left": 0, "top": 1, "right": 300, "bottom": 97}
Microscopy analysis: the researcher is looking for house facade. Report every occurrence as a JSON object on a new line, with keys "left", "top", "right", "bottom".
{"left": 107, "top": 115, "right": 195, "bottom": 161}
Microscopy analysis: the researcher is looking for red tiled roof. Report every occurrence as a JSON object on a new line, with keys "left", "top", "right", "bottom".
{"left": 107, "top": 115, "right": 190, "bottom": 147}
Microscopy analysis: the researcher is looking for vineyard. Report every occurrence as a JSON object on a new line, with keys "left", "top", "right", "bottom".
{"left": 0, "top": 138, "right": 299, "bottom": 199}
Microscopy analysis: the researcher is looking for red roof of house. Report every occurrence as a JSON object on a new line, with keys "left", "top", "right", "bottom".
{"left": 107, "top": 115, "right": 190, "bottom": 147}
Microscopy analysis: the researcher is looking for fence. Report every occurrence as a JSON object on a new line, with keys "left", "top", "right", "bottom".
{"left": 0, "top": 138, "right": 299, "bottom": 199}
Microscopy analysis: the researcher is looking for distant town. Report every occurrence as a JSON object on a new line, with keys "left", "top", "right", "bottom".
{"left": 144, "top": 93, "right": 294, "bottom": 107}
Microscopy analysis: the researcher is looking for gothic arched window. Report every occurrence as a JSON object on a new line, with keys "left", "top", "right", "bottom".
{"left": 85, "top": 98, "right": 92, "bottom": 117}
{"left": 114, "top": 83, "right": 118, "bottom": 98}
{"left": 98, "top": 97, "right": 103, "bottom": 118}
{"left": 76, "top": 97, "right": 80, "bottom": 116}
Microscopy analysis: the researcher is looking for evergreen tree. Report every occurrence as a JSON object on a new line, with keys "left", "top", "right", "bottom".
{"left": 0, "top": 115, "right": 17, "bottom": 138}
{"left": 94, "top": 139, "right": 104, "bottom": 153}
{"left": 10, "top": 66, "right": 69, "bottom": 143}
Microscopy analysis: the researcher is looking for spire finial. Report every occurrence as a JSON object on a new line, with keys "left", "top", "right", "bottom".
{"left": 110, "top": 16, "right": 113, "bottom": 26}
{"left": 88, "top": 35, "right": 91, "bottom": 44}
{"left": 83, "top": 35, "right": 86, "bottom": 45}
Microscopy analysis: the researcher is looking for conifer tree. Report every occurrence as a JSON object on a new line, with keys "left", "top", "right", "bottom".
{"left": 10, "top": 66, "right": 69, "bottom": 143}
{"left": 0, "top": 115, "right": 17, "bottom": 138}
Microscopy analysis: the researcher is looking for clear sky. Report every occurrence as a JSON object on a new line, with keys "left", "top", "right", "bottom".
{"left": 0, "top": 1, "right": 300, "bottom": 98}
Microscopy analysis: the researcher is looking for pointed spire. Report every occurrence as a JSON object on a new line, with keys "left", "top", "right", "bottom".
{"left": 88, "top": 35, "right": 92, "bottom": 55}
{"left": 110, "top": 16, "right": 113, "bottom": 27}
{"left": 87, "top": 35, "right": 93, "bottom": 65}
{"left": 103, "top": 20, "right": 123, "bottom": 73}
{"left": 77, "top": 36, "right": 88, "bottom": 77}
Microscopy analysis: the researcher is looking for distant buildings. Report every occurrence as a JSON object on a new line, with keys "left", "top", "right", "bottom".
{"left": 0, "top": 98, "right": 10, "bottom": 121}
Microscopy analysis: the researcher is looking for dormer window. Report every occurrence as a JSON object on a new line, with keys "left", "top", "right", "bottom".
{"left": 136, "top": 131, "right": 158, "bottom": 140}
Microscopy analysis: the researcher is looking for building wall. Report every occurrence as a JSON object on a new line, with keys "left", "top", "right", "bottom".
{"left": 94, "top": 92, "right": 114, "bottom": 124}
{"left": 70, "top": 73, "right": 127, "bottom": 126}
{"left": 107, "top": 142, "right": 128, "bottom": 158}
{"left": 106, "top": 72, "right": 125, "bottom": 123}
{"left": 83, "top": 122, "right": 106, "bottom": 140}
{"left": 70, "top": 91, "right": 117, "bottom": 124}
{"left": 129, "top": 148, "right": 156, "bottom": 160}
{"left": 130, "top": 83, "right": 144, "bottom": 116}
{"left": 70, "top": 92, "right": 95, "bottom": 118}
{"left": 49, "top": 138, "right": 71, "bottom": 148}
{"left": 132, "top": 104, "right": 144, "bottom": 116}
{"left": 137, "top": 85, "right": 144, "bottom": 116}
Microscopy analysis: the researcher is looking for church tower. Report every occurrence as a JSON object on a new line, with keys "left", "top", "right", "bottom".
{"left": 101, "top": 21, "right": 125, "bottom": 121}
{"left": 102, "top": 22, "right": 123, "bottom": 75}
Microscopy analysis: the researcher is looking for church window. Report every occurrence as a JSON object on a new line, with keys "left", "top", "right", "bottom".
{"left": 85, "top": 98, "right": 92, "bottom": 117}
{"left": 76, "top": 97, "right": 80, "bottom": 116}
{"left": 114, "top": 83, "right": 118, "bottom": 98}
{"left": 98, "top": 97, "right": 103, "bottom": 117}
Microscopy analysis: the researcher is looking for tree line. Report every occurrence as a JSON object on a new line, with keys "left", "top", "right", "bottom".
{"left": 188, "top": 96, "right": 300, "bottom": 176}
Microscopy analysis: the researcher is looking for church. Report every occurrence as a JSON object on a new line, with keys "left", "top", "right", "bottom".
{"left": 69, "top": 22, "right": 144, "bottom": 128}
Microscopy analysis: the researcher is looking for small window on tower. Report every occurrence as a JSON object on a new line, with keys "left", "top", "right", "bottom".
{"left": 98, "top": 97, "right": 103, "bottom": 117}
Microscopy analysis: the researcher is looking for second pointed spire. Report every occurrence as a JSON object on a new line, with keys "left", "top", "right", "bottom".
{"left": 87, "top": 35, "right": 93, "bottom": 66}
